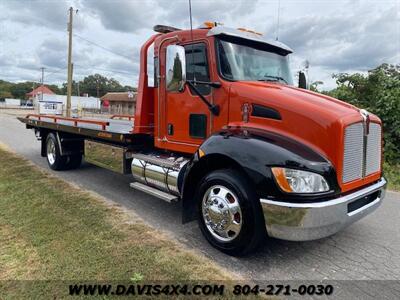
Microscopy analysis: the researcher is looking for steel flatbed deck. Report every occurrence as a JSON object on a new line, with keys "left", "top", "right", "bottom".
{"left": 18, "top": 114, "right": 148, "bottom": 145}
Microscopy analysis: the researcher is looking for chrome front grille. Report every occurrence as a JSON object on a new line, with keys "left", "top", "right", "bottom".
{"left": 343, "top": 122, "right": 381, "bottom": 183}
{"left": 343, "top": 123, "right": 364, "bottom": 183}
{"left": 365, "top": 123, "right": 382, "bottom": 176}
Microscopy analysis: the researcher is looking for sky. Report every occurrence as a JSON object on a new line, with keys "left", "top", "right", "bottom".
{"left": 0, "top": 0, "right": 399, "bottom": 90}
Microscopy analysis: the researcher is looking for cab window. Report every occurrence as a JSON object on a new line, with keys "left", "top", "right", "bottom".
{"left": 185, "top": 43, "right": 211, "bottom": 95}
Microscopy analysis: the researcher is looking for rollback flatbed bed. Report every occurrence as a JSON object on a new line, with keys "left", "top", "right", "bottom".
{"left": 18, "top": 114, "right": 148, "bottom": 145}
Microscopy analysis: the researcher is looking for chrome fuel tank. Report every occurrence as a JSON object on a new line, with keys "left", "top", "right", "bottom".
{"left": 131, "top": 153, "right": 188, "bottom": 196}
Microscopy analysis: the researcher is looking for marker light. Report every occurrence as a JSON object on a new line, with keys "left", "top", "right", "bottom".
{"left": 198, "top": 149, "right": 205, "bottom": 158}
{"left": 203, "top": 21, "right": 216, "bottom": 28}
{"left": 202, "top": 21, "right": 223, "bottom": 29}
{"left": 271, "top": 167, "right": 330, "bottom": 193}
{"left": 237, "top": 27, "right": 263, "bottom": 36}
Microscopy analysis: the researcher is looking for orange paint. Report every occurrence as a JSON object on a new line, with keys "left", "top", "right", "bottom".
{"left": 132, "top": 27, "right": 382, "bottom": 194}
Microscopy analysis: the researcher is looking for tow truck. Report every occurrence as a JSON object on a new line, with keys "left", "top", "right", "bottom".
{"left": 19, "top": 23, "right": 386, "bottom": 255}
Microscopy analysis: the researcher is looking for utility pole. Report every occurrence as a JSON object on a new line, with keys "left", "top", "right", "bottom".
{"left": 40, "top": 67, "right": 45, "bottom": 85}
{"left": 40, "top": 67, "right": 45, "bottom": 101}
{"left": 66, "top": 7, "right": 74, "bottom": 117}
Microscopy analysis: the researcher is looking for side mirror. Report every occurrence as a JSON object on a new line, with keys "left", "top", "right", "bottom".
{"left": 298, "top": 71, "right": 308, "bottom": 89}
{"left": 166, "top": 45, "right": 186, "bottom": 92}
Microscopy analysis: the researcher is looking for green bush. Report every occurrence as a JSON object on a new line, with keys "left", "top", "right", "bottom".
{"left": 384, "top": 163, "right": 400, "bottom": 191}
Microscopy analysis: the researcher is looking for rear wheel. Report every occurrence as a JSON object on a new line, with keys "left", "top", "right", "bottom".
{"left": 196, "top": 169, "right": 266, "bottom": 256}
{"left": 46, "top": 133, "right": 67, "bottom": 171}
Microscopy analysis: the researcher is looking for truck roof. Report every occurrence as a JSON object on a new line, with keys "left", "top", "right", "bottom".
{"left": 153, "top": 24, "right": 293, "bottom": 55}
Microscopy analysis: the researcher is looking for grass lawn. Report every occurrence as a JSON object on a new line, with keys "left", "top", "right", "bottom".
{"left": 0, "top": 146, "right": 238, "bottom": 298}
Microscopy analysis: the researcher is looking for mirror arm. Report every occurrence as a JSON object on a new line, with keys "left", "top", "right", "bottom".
{"left": 187, "top": 79, "right": 222, "bottom": 88}
{"left": 186, "top": 81, "right": 220, "bottom": 116}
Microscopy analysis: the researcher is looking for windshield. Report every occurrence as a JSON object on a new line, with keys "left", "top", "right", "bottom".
{"left": 216, "top": 38, "right": 293, "bottom": 85}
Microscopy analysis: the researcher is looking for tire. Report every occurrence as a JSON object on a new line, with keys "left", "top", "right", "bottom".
{"left": 45, "top": 133, "right": 67, "bottom": 171}
{"left": 196, "top": 169, "right": 266, "bottom": 256}
{"left": 66, "top": 154, "right": 82, "bottom": 170}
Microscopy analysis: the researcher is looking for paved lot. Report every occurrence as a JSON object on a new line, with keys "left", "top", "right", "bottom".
{"left": 1, "top": 111, "right": 399, "bottom": 282}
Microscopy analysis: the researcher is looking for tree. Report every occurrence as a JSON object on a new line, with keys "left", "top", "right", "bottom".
{"left": 47, "top": 84, "right": 62, "bottom": 94}
{"left": 0, "top": 90, "right": 12, "bottom": 99}
{"left": 60, "top": 74, "right": 135, "bottom": 97}
{"left": 10, "top": 82, "right": 37, "bottom": 99}
{"left": 310, "top": 81, "right": 324, "bottom": 92}
{"left": 0, "top": 80, "right": 13, "bottom": 100}
{"left": 0, "top": 74, "right": 136, "bottom": 100}
{"left": 61, "top": 80, "right": 79, "bottom": 96}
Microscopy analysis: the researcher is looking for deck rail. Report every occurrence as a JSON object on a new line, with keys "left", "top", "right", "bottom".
{"left": 26, "top": 114, "right": 110, "bottom": 130}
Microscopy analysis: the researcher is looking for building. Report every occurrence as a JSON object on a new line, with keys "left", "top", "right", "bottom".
{"left": 38, "top": 94, "right": 100, "bottom": 115}
{"left": 26, "top": 85, "right": 55, "bottom": 106}
{"left": 100, "top": 91, "right": 136, "bottom": 115}
{"left": 5, "top": 98, "right": 21, "bottom": 106}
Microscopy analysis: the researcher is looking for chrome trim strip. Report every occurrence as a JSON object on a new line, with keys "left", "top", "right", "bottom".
{"left": 157, "top": 35, "right": 179, "bottom": 139}
{"left": 130, "top": 182, "right": 178, "bottom": 203}
{"left": 260, "top": 178, "right": 386, "bottom": 208}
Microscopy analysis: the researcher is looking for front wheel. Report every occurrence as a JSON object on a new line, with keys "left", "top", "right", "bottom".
{"left": 196, "top": 169, "right": 266, "bottom": 256}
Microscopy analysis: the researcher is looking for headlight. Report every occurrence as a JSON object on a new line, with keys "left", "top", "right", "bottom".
{"left": 271, "top": 167, "right": 329, "bottom": 193}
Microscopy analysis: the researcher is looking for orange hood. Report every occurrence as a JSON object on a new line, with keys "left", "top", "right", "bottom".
{"left": 227, "top": 81, "right": 382, "bottom": 192}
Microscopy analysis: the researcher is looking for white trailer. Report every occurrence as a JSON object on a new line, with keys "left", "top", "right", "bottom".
{"left": 39, "top": 101, "right": 63, "bottom": 115}
{"left": 39, "top": 94, "right": 100, "bottom": 110}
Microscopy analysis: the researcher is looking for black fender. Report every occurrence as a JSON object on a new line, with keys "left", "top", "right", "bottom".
{"left": 181, "top": 127, "right": 340, "bottom": 223}
{"left": 39, "top": 129, "right": 84, "bottom": 157}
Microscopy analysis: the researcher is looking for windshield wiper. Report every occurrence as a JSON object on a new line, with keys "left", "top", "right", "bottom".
{"left": 258, "top": 75, "right": 288, "bottom": 84}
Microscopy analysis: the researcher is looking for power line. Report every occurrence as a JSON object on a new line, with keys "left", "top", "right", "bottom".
{"left": 73, "top": 33, "right": 133, "bottom": 61}
{"left": 74, "top": 64, "right": 133, "bottom": 75}
{"left": 44, "top": 64, "right": 133, "bottom": 80}
{"left": 44, "top": 66, "right": 68, "bottom": 79}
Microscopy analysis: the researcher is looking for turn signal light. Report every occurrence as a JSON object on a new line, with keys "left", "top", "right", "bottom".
{"left": 271, "top": 168, "right": 293, "bottom": 192}
{"left": 198, "top": 149, "right": 205, "bottom": 158}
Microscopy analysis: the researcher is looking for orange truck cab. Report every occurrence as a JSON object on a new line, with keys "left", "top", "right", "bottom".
{"left": 19, "top": 23, "right": 386, "bottom": 255}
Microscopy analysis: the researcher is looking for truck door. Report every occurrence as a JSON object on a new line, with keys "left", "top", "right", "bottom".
{"left": 163, "top": 42, "right": 212, "bottom": 151}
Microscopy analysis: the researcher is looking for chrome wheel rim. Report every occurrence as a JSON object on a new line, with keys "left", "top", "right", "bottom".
{"left": 47, "top": 139, "right": 56, "bottom": 165}
{"left": 202, "top": 185, "right": 243, "bottom": 242}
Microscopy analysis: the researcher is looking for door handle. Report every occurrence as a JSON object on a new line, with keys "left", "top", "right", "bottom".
{"left": 167, "top": 123, "right": 174, "bottom": 135}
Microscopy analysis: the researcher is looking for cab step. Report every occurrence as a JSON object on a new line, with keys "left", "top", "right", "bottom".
{"left": 130, "top": 182, "right": 179, "bottom": 203}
